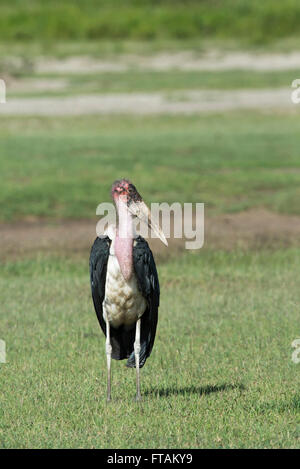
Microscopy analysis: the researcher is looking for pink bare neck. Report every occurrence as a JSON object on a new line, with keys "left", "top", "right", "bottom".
{"left": 114, "top": 200, "right": 133, "bottom": 281}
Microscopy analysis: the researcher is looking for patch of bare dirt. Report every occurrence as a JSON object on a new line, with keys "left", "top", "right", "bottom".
{"left": 35, "top": 51, "right": 300, "bottom": 73}
{"left": 36, "top": 56, "right": 127, "bottom": 74}
{"left": 7, "top": 78, "right": 68, "bottom": 93}
{"left": 0, "top": 88, "right": 293, "bottom": 115}
{"left": 1, "top": 209, "right": 300, "bottom": 263}
{"left": 205, "top": 209, "right": 300, "bottom": 250}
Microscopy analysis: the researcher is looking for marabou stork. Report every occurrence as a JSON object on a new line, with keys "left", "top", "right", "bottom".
{"left": 89, "top": 179, "right": 167, "bottom": 401}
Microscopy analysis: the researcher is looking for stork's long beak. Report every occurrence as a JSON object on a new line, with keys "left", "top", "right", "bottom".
{"left": 128, "top": 199, "right": 168, "bottom": 246}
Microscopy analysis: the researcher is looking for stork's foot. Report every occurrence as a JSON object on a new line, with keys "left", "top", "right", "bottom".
{"left": 135, "top": 393, "right": 142, "bottom": 402}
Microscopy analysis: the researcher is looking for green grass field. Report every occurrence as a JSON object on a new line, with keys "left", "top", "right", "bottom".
{"left": 1, "top": 113, "right": 300, "bottom": 221}
{"left": 1, "top": 110, "right": 300, "bottom": 448}
{"left": 6, "top": 69, "right": 300, "bottom": 98}
{"left": 1, "top": 15, "right": 300, "bottom": 446}
{"left": 0, "top": 249, "right": 299, "bottom": 448}
{"left": 1, "top": 0, "right": 300, "bottom": 44}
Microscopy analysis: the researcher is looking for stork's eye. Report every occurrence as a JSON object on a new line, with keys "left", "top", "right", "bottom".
{"left": 115, "top": 186, "right": 127, "bottom": 196}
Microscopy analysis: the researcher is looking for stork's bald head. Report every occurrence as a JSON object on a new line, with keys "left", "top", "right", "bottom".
{"left": 111, "top": 178, "right": 168, "bottom": 246}
{"left": 111, "top": 179, "right": 142, "bottom": 205}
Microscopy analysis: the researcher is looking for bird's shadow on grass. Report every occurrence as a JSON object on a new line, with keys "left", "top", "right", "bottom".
{"left": 144, "top": 383, "right": 246, "bottom": 398}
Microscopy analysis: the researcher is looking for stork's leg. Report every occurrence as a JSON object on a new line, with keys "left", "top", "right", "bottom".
{"left": 105, "top": 314, "right": 112, "bottom": 402}
{"left": 134, "top": 318, "right": 142, "bottom": 401}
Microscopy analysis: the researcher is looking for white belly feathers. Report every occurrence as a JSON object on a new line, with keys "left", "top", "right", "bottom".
{"left": 104, "top": 240, "right": 147, "bottom": 329}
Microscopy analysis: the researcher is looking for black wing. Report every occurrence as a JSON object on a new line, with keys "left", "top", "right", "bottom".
{"left": 89, "top": 236, "right": 111, "bottom": 338}
{"left": 126, "top": 236, "right": 160, "bottom": 368}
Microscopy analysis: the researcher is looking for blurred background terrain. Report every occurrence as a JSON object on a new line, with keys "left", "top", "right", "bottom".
{"left": 0, "top": 0, "right": 300, "bottom": 449}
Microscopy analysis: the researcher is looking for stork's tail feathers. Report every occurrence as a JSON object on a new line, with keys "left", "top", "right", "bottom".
{"left": 126, "top": 342, "right": 148, "bottom": 368}
{"left": 110, "top": 326, "right": 148, "bottom": 368}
